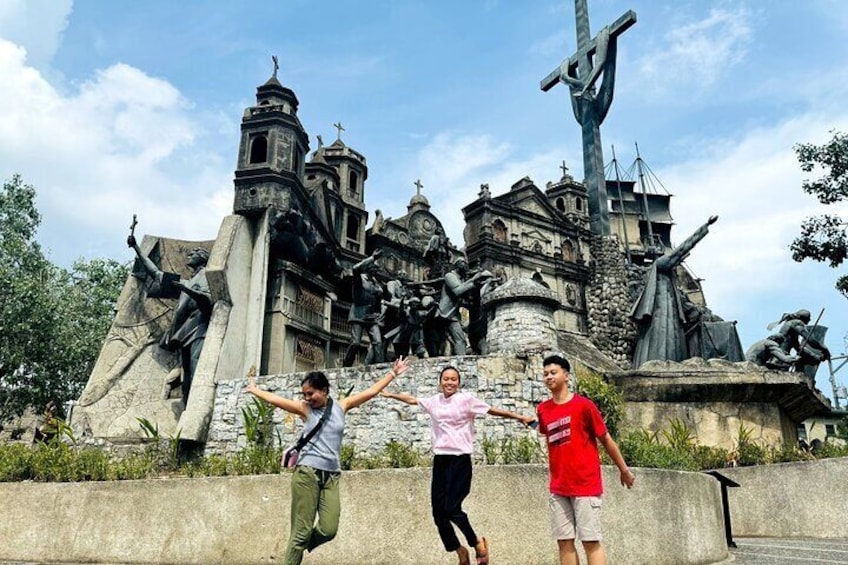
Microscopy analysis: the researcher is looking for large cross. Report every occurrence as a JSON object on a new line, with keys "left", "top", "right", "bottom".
{"left": 541, "top": 0, "right": 636, "bottom": 236}
{"left": 414, "top": 179, "right": 423, "bottom": 195}
{"left": 333, "top": 122, "right": 345, "bottom": 141}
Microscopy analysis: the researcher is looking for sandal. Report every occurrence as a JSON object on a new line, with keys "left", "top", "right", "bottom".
{"left": 475, "top": 537, "right": 489, "bottom": 565}
{"left": 457, "top": 545, "right": 471, "bottom": 565}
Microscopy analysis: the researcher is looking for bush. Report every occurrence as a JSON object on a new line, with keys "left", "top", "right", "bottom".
{"left": 480, "top": 434, "right": 543, "bottom": 465}
{"left": 573, "top": 365, "right": 624, "bottom": 438}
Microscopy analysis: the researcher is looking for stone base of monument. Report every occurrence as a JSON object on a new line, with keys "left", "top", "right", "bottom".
{"left": 607, "top": 357, "right": 832, "bottom": 450}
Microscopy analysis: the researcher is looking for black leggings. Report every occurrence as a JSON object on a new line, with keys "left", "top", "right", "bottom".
{"left": 431, "top": 454, "right": 479, "bottom": 552}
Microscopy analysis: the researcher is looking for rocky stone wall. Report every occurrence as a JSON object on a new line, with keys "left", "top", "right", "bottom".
{"left": 484, "top": 276, "right": 560, "bottom": 356}
{"left": 586, "top": 235, "right": 635, "bottom": 368}
{"left": 206, "top": 355, "right": 547, "bottom": 458}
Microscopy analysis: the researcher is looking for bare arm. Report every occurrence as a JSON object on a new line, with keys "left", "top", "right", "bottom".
{"left": 341, "top": 356, "right": 410, "bottom": 412}
{"left": 766, "top": 343, "right": 798, "bottom": 364}
{"left": 487, "top": 406, "right": 536, "bottom": 426}
{"left": 381, "top": 390, "right": 418, "bottom": 406}
{"left": 598, "top": 432, "right": 635, "bottom": 488}
{"left": 244, "top": 368, "right": 307, "bottom": 420}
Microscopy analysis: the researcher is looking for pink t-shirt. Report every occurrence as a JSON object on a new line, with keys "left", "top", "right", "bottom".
{"left": 417, "top": 392, "right": 490, "bottom": 455}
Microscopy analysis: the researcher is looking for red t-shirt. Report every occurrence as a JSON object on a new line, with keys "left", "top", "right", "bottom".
{"left": 537, "top": 394, "right": 608, "bottom": 497}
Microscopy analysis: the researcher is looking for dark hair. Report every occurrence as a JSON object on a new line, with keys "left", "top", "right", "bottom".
{"left": 301, "top": 371, "right": 330, "bottom": 393}
{"left": 542, "top": 354, "right": 571, "bottom": 372}
{"left": 439, "top": 365, "right": 461, "bottom": 383}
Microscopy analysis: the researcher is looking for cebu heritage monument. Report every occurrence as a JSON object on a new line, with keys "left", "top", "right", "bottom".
{"left": 72, "top": 0, "right": 833, "bottom": 454}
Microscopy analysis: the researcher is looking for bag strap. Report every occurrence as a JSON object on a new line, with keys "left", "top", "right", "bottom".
{"left": 294, "top": 397, "right": 334, "bottom": 450}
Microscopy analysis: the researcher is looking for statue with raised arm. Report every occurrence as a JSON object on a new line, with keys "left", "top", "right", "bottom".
{"left": 127, "top": 233, "right": 212, "bottom": 402}
{"left": 630, "top": 216, "right": 717, "bottom": 368}
{"left": 343, "top": 249, "right": 385, "bottom": 367}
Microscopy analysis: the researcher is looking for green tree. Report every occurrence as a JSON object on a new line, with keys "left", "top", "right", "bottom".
{"left": 0, "top": 175, "right": 128, "bottom": 422}
{"left": 792, "top": 131, "right": 848, "bottom": 297}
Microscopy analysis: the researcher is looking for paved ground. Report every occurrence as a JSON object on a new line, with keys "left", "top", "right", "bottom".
{"left": 730, "top": 538, "right": 848, "bottom": 564}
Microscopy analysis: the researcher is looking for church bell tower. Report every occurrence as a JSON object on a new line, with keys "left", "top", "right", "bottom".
{"left": 233, "top": 62, "right": 309, "bottom": 216}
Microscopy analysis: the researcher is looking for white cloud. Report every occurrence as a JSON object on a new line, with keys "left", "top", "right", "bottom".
{"left": 654, "top": 112, "right": 848, "bottom": 356}
{"left": 0, "top": 38, "right": 232, "bottom": 265}
{"left": 636, "top": 7, "right": 752, "bottom": 96}
{"left": 0, "top": 0, "right": 72, "bottom": 68}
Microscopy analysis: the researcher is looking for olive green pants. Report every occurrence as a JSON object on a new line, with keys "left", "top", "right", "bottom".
{"left": 284, "top": 465, "right": 341, "bottom": 565}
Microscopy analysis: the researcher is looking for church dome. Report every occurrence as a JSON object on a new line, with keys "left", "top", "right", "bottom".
{"left": 409, "top": 192, "right": 430, "bottom": 207}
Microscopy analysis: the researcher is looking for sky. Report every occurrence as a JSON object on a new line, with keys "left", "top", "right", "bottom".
{"left": 1, "top": 0, "right": 847, "bottom": 402}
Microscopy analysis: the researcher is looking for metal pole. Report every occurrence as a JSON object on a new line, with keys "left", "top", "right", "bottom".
{"left": 611, "top": 145, "right": 632, "bottom": 263}
{"left": 634, "top": 142, "right": 655, "bottom": 249}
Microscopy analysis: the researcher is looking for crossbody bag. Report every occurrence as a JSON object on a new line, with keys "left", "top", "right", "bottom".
{"left": 282, "top": 397, "right": 334, "bottom": 468}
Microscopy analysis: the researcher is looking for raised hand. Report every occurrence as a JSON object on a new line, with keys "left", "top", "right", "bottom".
{"left": 391, "top": 355, "right": 410, "bottom": 377}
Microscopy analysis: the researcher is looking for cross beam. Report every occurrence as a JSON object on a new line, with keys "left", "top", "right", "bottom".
{"left": 540, "top": 10, "right": 636, "bottom": 92}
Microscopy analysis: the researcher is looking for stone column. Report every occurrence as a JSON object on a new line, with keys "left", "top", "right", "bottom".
{"left": 586, "top": 235, "right": 635, "bottom": 367}
{"left": 482, "top": 277, "right": 561, "bottom": 356}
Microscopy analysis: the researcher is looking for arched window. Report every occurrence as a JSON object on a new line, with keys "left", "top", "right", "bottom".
{"left": 348, "top": 170, "right": 359, "bottom": 196}
{"left": 346, "top": 215, "right": 360, "bottom": 241}
{"left": 492, "top": 219, "right": 507, "bottom": 243}
{"left": 249, "top": 135, "right": 268, "bottom": 164}
{"left": 556, "top": 198, "right": 565, "bottom": 212}
{"left": 562, "top": 240, "right": 576, "bottom": 262}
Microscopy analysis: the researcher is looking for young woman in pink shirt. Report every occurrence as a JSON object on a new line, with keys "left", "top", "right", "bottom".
{"left": 382, "top": 365, "right": 535, "bottom": 565}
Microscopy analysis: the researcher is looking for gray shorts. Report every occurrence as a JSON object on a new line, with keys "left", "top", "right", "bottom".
{"left": 549, "top": 494, "right": 603, "bottom": 541}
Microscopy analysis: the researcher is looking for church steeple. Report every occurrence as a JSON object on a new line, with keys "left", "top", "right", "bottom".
{"left": 233, "top": 56, "right": 310, "bottom": 216}
{"left": 320, "top": 124, "right": 369, "bottom": 254}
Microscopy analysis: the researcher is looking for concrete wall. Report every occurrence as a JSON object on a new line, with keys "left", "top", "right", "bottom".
{"left": 0, "top": 466, "right": 727, "bottom": 565}
{"left": 718, "top": 457, "right": 848, "bottom": 538}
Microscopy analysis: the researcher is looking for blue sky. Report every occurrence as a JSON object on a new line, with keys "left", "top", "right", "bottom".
{"left": 1, "top": 0, "right": 847, "bottom": 401}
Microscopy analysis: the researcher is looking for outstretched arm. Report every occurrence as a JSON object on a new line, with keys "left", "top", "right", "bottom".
{"left": 341, "top": 356, "right": 410, "bottom": 412}
{"left": 381, "top": 390, "right": 418, "bottom": 406}
{"left": 127, "top": 234, "right": 163, "bottom": 280}
{"left": 244, "top": 367, "right": 307, "bottom": 420}
{"left": 487, "top": 406, "right": 536, "bottom": 427}
{"left": 598, "top": 432, "right": 635, "bottom": 488}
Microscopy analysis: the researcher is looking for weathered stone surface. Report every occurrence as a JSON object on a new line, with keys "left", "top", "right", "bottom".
{"left": 607, "top": 360, "right": 831, "bottom": 448}
{"left": 720, "top": 457, "right": 848, "bottom": 538}
{"left": 483, "top": 277, "right": 561, "bottom": 356}
{"left": 207, "top": 355, "right": 545, "bottom": 457}
{"left": 0, "top": 466, "right": 727, "bottom": 565}
{"left": 586, "top": 235, "right": 635, "bottom": 368}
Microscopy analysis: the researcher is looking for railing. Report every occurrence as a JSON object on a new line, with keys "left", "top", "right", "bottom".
{"left": 281, "top": 295, "right": 327, "bottom": 329}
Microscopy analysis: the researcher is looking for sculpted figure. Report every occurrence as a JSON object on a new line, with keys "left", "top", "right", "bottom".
{"left": 423, "top": 227, "right": 451, "bottom": 278}
{"left": 343, "top": 250, "right": 385, "bottom": 367}
{"left": 745, "top": 334, "right": 798, "bottom": 370}
{"left": 772, "top": 309, "right": 830, "bottom": 374}
{"left": 436, "top": 259, "right": 492, "bottom": 356}
{"left": 467, "top": 270, "right": 500, "bottom": 355}
{"left": 630, "top": 216, "right": 717, "bottom": 368}
{"left": 128, "top": 234, "right": 212, "bottom": 402}
{"left": 270, "top": 207, "right": 315, "bottom": 266}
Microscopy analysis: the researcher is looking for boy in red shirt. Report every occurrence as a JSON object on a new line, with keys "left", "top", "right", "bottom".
{"left": 536, "top": 354, "right": 635, "bottom": 565}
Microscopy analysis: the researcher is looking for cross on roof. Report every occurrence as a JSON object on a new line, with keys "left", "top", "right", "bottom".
{"left": 333, "top": 122, "right": 345, "bottom": 141}
{"left": 272, "top": 55, "right": 279, "bottom": 78}
{"left": 560, "top": 160, "right": 569, "bottom": 177}
{"left": 414, "top": 179, "right": 423, "bottom": 195}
